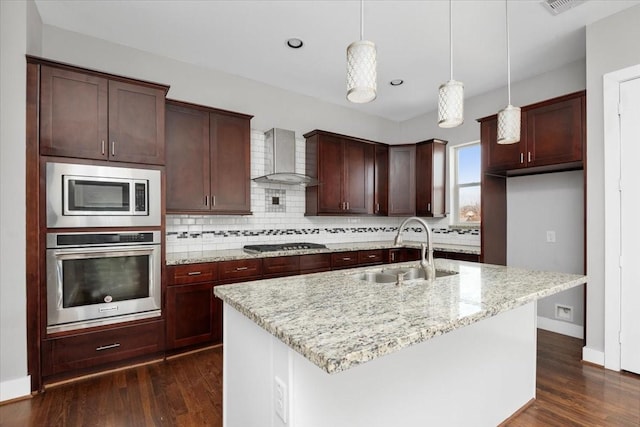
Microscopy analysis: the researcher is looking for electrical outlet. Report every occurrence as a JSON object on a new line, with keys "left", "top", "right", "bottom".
{"left": 546, "top": 230, "right": 556, "bottom": 243}
{"left": 555, "top": 304, "right": 573, "bottom": 321}
{"left": 274, "top": 376, "right": 288, "bottom": 423}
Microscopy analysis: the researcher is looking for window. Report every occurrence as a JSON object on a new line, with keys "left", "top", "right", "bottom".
{"left": 452, "top": 142, "right": 481, "bottom": 224}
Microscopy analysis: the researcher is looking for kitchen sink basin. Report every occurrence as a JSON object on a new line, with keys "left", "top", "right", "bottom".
{"left": 351, "top": 267, "right": 458, "bottom": 284}
{"left": 351, "top": 272, "right": 398, "bottom": 284}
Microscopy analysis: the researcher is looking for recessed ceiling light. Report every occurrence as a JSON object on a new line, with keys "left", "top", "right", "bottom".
{"left": 390, "top": 79, "right": 404, "bottom": 86}
{"left": 286, "top": 38, "right": 304, "bottom": 49}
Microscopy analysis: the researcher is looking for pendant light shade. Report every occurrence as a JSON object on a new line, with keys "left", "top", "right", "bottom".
{"left": 497, "top": 0, "right": 520, "bottom": 144}
{"left": 347, "top": 0, "right": 377, "bottom": 103}
{"left": 347, "top": 40, "right": 377, "bottom": 103}
{"left": 497, "top": 104, "right": 521, "bottom": 144}
{"left": 438, "top": 0, "right": 464, "bottom": 128}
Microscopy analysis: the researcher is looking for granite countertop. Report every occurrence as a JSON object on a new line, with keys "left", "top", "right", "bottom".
{"left": 166, "top": 240, "right": 480, "bottom": 265}
{"left": 214, "top": 259, "right": 587, "bottom": 374}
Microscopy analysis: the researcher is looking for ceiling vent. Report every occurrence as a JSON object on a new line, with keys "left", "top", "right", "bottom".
{"left": 541, "top": 0, "right": 586, "bottom": 15}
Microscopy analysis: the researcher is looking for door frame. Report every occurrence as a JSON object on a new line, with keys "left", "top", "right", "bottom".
{"left": 603, "top": 63, "right": 640, "bottom": 371}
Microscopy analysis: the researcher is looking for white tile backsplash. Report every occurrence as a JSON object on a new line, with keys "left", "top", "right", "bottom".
{"left": 166, "top": 130, "right": 480, "bottom": 253}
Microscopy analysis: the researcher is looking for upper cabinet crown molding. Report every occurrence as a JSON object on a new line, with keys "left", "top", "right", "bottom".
{"left": 32, "top": 56, "right": 169, "bottom": 165}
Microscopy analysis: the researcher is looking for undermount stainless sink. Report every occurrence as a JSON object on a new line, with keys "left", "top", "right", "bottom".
{"left": 351, "top": 267, "right": 458, "bottom": 284}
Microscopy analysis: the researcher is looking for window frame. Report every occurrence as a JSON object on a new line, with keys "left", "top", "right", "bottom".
{"left": 450, "top": 140, "right": 481, "bottom": 226}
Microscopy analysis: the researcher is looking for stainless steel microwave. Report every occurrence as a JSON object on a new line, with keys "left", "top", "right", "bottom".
{"left": 46, "top": 162, "right": 161, "bottom": 228}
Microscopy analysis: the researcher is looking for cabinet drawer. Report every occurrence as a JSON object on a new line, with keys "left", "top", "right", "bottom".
{"left": 331, "top": 251, "right": 359, "bottom": 269}
{"left": 358, "top": 249, "right": 384, "bottom": 265}
{"left": 299, "top": 253, "right": 331, "bottom": 273}
{"left": 168, "top": 263, "right": 218, "bottom": 285}
{"left": 218, "top": 259, "right": 262, "bottom": 283}
{"left": 262, "top": 256, "right": 300, "bottom": 278}
{"left": 42, "top": 320, "right": 164, "bottom": 376}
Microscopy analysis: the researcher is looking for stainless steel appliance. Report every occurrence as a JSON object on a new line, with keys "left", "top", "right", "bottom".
{"left": 46, "top": 231, "right": 162, "bottom": 333}
{"left": 46, "top": 162, "right": 161, "bottom": 228}
{"left": 243, "top": 242, "right": 327, "bottom": 253}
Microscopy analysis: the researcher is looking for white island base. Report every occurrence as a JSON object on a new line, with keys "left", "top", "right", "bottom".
{"left": 223, "top": 301, "right": 537, "bottom": 427}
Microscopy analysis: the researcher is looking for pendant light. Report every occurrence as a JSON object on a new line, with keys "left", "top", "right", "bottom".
{"left": 438, "top": 0, "right": 464, "bottom": 128}
{"left": 346, "top": 0, "right": 377, "bottom": 103}
{"left": 497, "top": 0, "right": 521, "bottom": 144}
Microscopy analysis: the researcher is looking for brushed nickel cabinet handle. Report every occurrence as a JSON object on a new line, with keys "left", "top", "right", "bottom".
{"left": 376, "top": 203, "right": 380, "bottom": 213}
{"left": 204, "top": 196, "right": 208, "bottom": 206}
{"left": 427, "top": 203, "right": 431, "bottom": 212}
{"left": 528, "top": 152, "right": 532, "bottom": 162}
{"left": 96, "top": 343, "right": 120, "bottom": 352}
{"left": 346, "top": 202, "right": 349, "bottom": 210}
{"left": 520, "top": 153, "right": 524, "bottom": 164}
{"left": 368, "top": 255, "right": 377, "bottom": 258}
{"left": 187, "top": 271, "right": 202, "bottom": 276}
{"left": 342, "top": 257, "right": 352, "bottom": 261}
{"left": 235, "top": 266, "right": 248, "bottom": 271}
{"left": 212, "top": 195, "right": 216, "bottom": 207}
{"left": 111, "top": 141, "right": 116, "bottom": 156}
{"left": 101, "top": 140, "right": 105, "bottom": 155}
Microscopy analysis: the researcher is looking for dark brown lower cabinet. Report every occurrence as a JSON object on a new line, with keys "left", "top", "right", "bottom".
{"left": 166, "top": 283, "right": 220, "bottom": 350}
{"left": 434, "top": 251, "right": 480, "bottom": 262}
{"left": 299, "top": 253, "right": 332, "bottom": 274}
{"left": 387, "top": 248, "right": 421, "bottom": 263}
{"left": 41, "top": 320, "right": 164, "bottom": 378}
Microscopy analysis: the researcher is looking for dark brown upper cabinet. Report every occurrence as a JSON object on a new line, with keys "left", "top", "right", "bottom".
{"left": 374, "top": 144, "right": 389, "bottom": 215}
{"left": 165, "top": 100, "right": 252, "bottom": 214}
{"left": 305, "top": 130, "right": 375, "bottom": 215}
{"left": 482, "top": 91, "right": 585, "bottom": 175}
{"left": 39, "top": 64, "right": 167, "bottom": 165}
{"left": 388, "top": 145, "right": 416, "bottom": 216}
{"left": 416, "top": 139, "right": 447, "bottom": 217}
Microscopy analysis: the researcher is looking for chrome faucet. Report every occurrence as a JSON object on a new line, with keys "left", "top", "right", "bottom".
{"left": 394, "top": 216, "right": 436, "bottom": 281}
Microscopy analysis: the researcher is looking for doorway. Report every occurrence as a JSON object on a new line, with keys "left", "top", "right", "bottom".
{"left": 604, "top": 64, "right": 640, "bottom": 374}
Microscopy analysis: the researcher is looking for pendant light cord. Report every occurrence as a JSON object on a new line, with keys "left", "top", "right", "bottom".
{"left": 449, "top": 0, "right": 453, "bottom": 81}
{"left": 505, "top": 0, "right": 511, "bottom": 105}
{"left": 360, "top": 0, "right": 364, "bottom": 40}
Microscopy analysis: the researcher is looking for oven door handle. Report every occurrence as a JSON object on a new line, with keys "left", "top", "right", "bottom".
{"left": 49, "top": 245, "right": 158, "bottom": 260}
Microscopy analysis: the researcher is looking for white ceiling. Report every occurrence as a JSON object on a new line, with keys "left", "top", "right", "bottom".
{"left": 34, "top": 0, "right": 640, "bottom": 122}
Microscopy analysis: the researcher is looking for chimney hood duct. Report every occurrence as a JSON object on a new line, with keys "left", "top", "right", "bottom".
{"left": 253, "top": 128, "right": 318, "bottom": 186}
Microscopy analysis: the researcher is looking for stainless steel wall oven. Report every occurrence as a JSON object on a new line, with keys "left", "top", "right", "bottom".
{"left": 46, "top": 231, "right": 162, "bottom": 333}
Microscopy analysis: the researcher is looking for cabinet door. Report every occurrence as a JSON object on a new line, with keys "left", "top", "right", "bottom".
{"left": 166, "top": 283, "right": 218, "bottom": 350}
{"left": 210, "top": 113, "right": 251, "bottom": 214}
{"left": 526, "top": 96, "right": 583, "bottom": 167}
{"left": 41, "top": 320, "right": 164, "bottom": 376}
{"left": 388, "top": 145, "right": 416, "bottom": 216}
{"left": 343, "top": 139, "right": 374, "bottom": 214}
{"left": 416, "top": 140, "right": 447, "bottom": 217}
{"left": 108, "top": 81, "right": 165, "bottom": 165}
{"left": 483, "top": 117, "right": 525, "bottom": 173}
{"left": 374, "top": 144, "right": 389, "bottom": 215}
{"left": 166, "top": 103, "right": 211, "bottom": 212}
{"left": 317, "top": 136, "right": 345, "bottom": 214}
{"left": 262, "top": 256, "right": 300, "bottom": 278}
{"left": 40, "top": 66, "right": 108, "bottom": 160}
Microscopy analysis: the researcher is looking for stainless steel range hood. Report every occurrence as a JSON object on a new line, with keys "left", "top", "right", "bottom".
{"left": 253, "top": 128, "right": 318, "bottom": 186}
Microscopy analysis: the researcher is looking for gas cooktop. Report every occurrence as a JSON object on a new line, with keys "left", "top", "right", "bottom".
{"left": 243, "top": 243, "right": 327, "bottom": 254}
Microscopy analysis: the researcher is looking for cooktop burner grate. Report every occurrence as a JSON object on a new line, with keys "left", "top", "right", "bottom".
{"left": 243, "top": 243, "right": 327, "bottom": 253}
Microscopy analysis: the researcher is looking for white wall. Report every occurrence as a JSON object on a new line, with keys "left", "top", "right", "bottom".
{"left": 507, "top": 171, "right": 584, "bottom": 338}
{"left": 40, "top": 25, "right": 399, "bottom": 144}
{"left": 585, "top": 4, "right": 640, "bottom": 362}
{"left": 0, "top": 0, "right": 40, "bottom": 402}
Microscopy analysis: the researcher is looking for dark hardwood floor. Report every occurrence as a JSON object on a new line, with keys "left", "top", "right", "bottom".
{"left": 1, "top": 330, "right": 638, "bottom": 426}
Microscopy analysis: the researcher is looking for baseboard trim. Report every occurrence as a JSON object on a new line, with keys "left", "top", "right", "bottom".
{"left": 0, "top": 375, "right": 31, "bottom": 403}
{"left": 582, "top": 346, "right": 605, "bottom": 366}
{"left": 537, "top": 316, "right": 584, "bottom": 339}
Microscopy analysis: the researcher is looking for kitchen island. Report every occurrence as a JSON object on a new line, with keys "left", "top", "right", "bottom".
{"left": 214, "top": 259, "right": 586, "bottom": 427}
